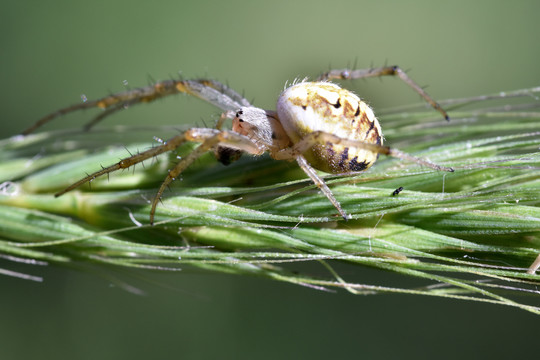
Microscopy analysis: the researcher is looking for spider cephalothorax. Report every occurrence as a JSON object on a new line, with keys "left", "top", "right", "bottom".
{"left": 22, "top": 66, "right": 453, "bottom": 224}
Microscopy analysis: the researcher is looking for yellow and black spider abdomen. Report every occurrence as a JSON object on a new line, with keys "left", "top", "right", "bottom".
{"left": 276, "top": 82, "right": 383, "bottom": 174}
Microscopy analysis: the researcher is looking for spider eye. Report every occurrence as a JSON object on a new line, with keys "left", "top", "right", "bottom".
{"left": 235, "top": 110, "right": 244, "bottom": 122}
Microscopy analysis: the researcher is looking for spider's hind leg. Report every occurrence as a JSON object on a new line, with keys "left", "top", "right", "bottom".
{"left": 318, "top": 65, "right": 449, "bottom": 121}
{"left": 276, "top": 131, "right": 454, "bottom": 173}
{"left": 274, "top": 131, "right": 453, "bottom": 221}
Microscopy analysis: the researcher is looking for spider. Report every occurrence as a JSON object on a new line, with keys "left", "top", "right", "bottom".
{"left": 22, "top": 65, "right": 454, "bottom": 224}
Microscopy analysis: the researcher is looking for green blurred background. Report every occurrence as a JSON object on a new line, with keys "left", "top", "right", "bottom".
{"left": 1, "top": 0, "right": 539, "bottom": 359}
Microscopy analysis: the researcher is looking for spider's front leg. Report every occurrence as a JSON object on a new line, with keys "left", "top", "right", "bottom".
{"left": 54, "top": 132, "right": 191, "bottom": 197}
{"left": 54, "top": 124, "right": 263, "bottom": 225}
{"left": 21, "top": 79, "right": 252, "bottom": 135}
{"left": 148, "top": 128, "right": 264, "bottom": 225}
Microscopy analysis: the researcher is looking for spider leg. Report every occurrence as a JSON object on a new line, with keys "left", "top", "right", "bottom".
{"left": 275, "top": 131, "right": 454, "bottom": 172}
{"left": 317, "top": 65, "right": 449, "bottom": 121}
{"left": 215, "top": 110, "right": 236, "bottom": 130}
{"left": 22, "top": 79, "right": 252, "bottom": 135}
{"left": 201, "top": 79, "right": 252, "bottom": 107}
{"left": 54, "top": 132, "right": 190, "bottom": 197}
{"left": 149, "top": 128, "right": 264, "bottom": 224}
{"left": 296, "top": 155, "right": 348, "bottom": 220}
{"left": 82, "top": 102, "right": 130, "bottom": 131}
{"left": 273, "top": 131, "right": 453, "bottom": 220}
{"left": 54, "top": 120, "right": 263, "bottom": 224}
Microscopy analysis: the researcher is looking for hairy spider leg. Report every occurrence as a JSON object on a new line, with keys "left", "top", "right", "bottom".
{"left": 149, "top": 129, "right": 263, "bottom": 224}
{"left": 54, "top": 132, "right": 191, "bottom": 197}
{"left": 273, "top": 130, "right": 455, "bottom": 172}
{"left": 54, "top": 126, "right": 263, "bottom": 225}
{"left": 295, "top": 155, "right": 348, "bottom": 220}
{"left": 200, "top": 79, "right": 253, "bottom": 108}
{"left": 318, "top": 65, "right": 449, "bottom": 121}
{"left": 21, "top": 79, "right": 251, "bottom": 135}
{"left": 271, "top": 130, "right": 453, "bottom": 220}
